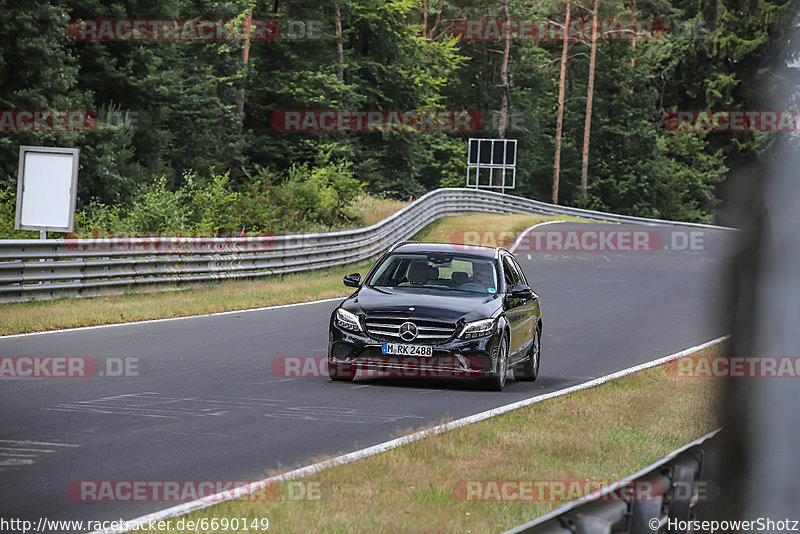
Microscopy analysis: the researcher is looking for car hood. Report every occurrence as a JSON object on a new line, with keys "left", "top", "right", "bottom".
{"left": 343, "top": 286, "right": 502, "bottom": 323}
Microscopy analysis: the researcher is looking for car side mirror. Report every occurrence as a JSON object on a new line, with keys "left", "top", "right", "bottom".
{"left": 509, "top": 283, "right": 533, "bottom": 299}
{"left": 343, "top": 273, "right": 362, "bottom": 287}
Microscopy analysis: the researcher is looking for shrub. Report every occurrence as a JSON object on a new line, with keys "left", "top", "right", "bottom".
{"left": 278, "top": 159, "right": 363, "bottom": 225}
{"left": 189, "top": 172, "right": 244, "bottom": 232}
{"left": 125, "top": 175, "right": 192, "bottom": 232}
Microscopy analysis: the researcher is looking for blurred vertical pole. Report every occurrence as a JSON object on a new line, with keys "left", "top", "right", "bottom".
{"left": 711, "top": 13, "right": 800, "bottom": 520}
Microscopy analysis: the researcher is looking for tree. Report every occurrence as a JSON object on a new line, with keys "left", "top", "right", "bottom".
{"left": 552, "top": 0, "right": 572, "bottom": 204}
{"left": 579, "top": 0, "right": 598, "bottom": 199}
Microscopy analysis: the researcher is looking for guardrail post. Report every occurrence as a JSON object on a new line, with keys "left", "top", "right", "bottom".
{"left": 665, "top": 464, "right": 696, "bottom": 531}
{"left": 574, "top": 515, "right": 613, "bottom": 534}
{"left": 626, "top": 500, "right": 661, "bottom": 533}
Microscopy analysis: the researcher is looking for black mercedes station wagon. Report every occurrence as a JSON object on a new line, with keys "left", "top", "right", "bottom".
{"left": 327, "top": 242, "right": 542, "bottom": 390}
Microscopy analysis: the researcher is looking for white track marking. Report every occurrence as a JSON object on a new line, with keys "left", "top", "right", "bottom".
{"left": 0, "top": 440, "right": 80, "bottom": 467}
{"left": 0, "top": 447, "right": 54, "bottom": 453}
{"left": 46, "top": 393, "right": 287, "bottom": 419}
{"left": 0, "top": 297, "right": 345, "bottom": 339}
{"left": 0, "top": 459, "right": 34, "bottom": 466}
{"left": 508, "top": 220, "right": 565, "bottom": 253}
{"left": 0, "top": 439, "right": 79, "bottom": 447}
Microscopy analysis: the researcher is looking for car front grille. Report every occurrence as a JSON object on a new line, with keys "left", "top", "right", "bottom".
{"left": 363, "top": 316, "right": 457, "bottom": 345}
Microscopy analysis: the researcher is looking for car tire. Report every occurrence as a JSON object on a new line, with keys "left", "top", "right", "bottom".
{"left": 513, "top": 323, "right": 540, "bottom": 382}
{"left": 482, "top": 335, "right": 509, "bottom": 391}
{"left": 328, "top": 361, "right": 356, "bottom": 381}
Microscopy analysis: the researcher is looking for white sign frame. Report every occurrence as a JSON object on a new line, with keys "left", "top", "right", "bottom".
{"left": 466, "top": 138, "right": 517, "bottom": 194}
{"left": 15, "top": 146, "right": 80, "bottom": 233}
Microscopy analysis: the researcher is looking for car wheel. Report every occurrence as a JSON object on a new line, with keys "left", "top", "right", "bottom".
{"left": 513, "top": 324, "right": 540, "bottom": 382}
{"left": 482, "top": 335, "right": 509, "bottom": 391}
{"left": 328, "top": 361, "right": 356, "bottom": 381}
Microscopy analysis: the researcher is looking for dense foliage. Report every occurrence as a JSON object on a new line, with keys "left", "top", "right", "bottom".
{"left": 0, "top": 0, "right": 794, "bottom": 236}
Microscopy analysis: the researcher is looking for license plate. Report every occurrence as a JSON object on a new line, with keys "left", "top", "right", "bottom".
{"left": 382, "top": 343, "right": 433, "bottom": 356}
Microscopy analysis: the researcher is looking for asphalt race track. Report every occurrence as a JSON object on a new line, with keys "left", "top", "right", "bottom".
{"left": 0, "top": 222, "right": 734, "bottom": 531}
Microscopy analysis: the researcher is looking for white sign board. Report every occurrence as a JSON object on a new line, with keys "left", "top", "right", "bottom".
{"left": 15, "top": 146, "right": 80, "bottom": 232}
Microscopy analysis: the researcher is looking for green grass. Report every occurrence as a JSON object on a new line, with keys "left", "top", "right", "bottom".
{"left": 130, "top": 342, "right": 724, "bottom": 534}
{"left": 0, "top": 212, "right": 569, "bottom": 335}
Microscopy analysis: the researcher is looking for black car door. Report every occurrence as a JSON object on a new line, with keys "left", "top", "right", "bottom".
{"left": 502, "top": 254, "right": 524, "bottom": 360}
{"left": 502, "top": 254, "right": 536, "bottom": 362}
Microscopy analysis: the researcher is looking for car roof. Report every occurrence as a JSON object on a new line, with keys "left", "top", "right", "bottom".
{"left": 390, "top": 241, "right": 506, "bottom": 259}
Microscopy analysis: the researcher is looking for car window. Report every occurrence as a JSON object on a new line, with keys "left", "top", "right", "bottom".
{"left": 370, "top": 255, "right": 407, "bottom": 286}
{"left": 438, "top": 258, "right": 474, "bottom": 280}
{"left": 510, "top": 256, "right": 528, "bottom": 285}
{"left": 502, "top": 255, "right": 521, "bottom": 286}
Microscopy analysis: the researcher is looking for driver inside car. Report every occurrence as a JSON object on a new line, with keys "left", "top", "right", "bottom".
{"left": 471, "top": 262, "right": 496, "bottom": 293}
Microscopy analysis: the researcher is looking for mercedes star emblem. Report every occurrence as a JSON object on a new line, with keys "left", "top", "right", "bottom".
{"left": 399, "top": 321, "right": 418, "bottom": 341}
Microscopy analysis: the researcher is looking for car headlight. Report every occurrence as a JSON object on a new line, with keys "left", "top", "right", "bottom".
{"left": 335, "top": 308, "right": 363, "bottom": 332}
{"left": 459, "top": 318, "right": 496, "bottom": 339}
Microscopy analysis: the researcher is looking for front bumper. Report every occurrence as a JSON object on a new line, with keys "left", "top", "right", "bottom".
{"left": 328, "top": 322, "right": 503, "bottom": 379}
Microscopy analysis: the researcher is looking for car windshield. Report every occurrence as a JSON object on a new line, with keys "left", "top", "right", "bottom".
{"left": 368, "top": 253, "right": 498, "bottom": 294}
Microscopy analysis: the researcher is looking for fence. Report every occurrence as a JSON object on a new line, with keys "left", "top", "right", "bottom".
{"left": 0, "top": 188, "right": 729, "bottom": 303}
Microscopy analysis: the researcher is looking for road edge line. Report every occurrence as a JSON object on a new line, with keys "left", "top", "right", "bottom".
{"left": 509, "top": 219, "right": 565, "bottom": 253}
{"left": 0, "top": 297, "right": 345, "bottom": 339}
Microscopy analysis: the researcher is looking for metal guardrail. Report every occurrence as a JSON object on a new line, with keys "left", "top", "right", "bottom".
{"left": 0, "top": 188, "right": 732, "bottom": 303}
{"left": 505, "top": 429, "right": 722, "bottom": 534}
